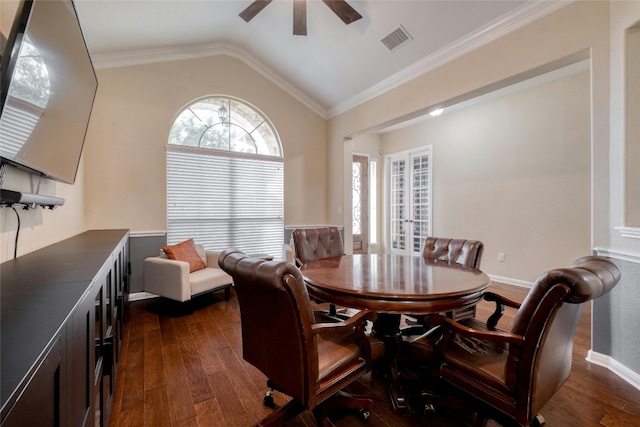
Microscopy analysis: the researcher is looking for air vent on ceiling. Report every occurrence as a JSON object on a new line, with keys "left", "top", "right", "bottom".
{"left": 380, "top": 25, "right": 412, "bottom": 52}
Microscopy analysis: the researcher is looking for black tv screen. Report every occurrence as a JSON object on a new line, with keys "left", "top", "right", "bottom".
{"left": 0, "top": 0, "right": 97, "bottom": 184}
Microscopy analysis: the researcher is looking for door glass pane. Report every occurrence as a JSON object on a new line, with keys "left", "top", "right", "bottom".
{"left": 412, "top": 154, "right": 430, "bottom": 253}
{"left": 352, "top": 162, "right": 362, "bottom": 235}
{"left": 390, "top": 159, "right": 406, "bottom": 250}
{"left": 370, "top": 159, "right": 377, "bottom": 244}
{"left": 387, "top": 149, "right": 431, "bottom": 255}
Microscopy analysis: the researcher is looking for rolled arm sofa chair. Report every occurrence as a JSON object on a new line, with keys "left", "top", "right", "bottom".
{"left": 144, "top": 238, "right": 233, "bottom": 303}
{"left": 409, "top": 255, "right": 621, "bottom": 427}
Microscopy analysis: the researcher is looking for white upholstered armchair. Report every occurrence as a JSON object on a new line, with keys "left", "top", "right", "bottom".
{"left": 144, "top": 239, "right": 233, "bottom": 303}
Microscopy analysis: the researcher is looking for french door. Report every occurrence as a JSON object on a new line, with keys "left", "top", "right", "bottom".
{"left": 387, "top": 147, "right": 432, "bottom": 255}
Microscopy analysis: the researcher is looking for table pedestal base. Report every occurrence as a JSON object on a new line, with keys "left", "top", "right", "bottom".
{"left": 372, "top": 313, "right": 410, "bottom": 415}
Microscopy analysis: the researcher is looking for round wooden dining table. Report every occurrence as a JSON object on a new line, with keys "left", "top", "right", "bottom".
{"left": 300, "top": 253, "right": 491, "bottom": 414}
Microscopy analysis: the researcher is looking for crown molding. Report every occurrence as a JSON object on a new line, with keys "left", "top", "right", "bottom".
{"left": 92, "top": 42, "right": 330, "bottom": 119}
{"left": 91, "top": 1, "right": 571, "bottom": 120}
{"left": 328, "top": 0, "right": 572, "bottom": 117}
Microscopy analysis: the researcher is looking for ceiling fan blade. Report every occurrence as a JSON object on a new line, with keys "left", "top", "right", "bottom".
{"left": 322, "top": 0, "right": 362, "bottom": 25}
{"left": 293, "top": 0, "right": 307, "bottom": 35}
{"left": 239, "top": 0, "right": 273, "bottom": 23}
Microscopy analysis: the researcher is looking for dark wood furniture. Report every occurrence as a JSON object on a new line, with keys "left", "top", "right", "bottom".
{"left": 410, "top": 256, "right": 621, "bottom": 427}
{"left": 291, "top": 226, "right": 347, "bottom": 319}
{"left": 218, "top": 250, "right": 378, "bottom": 426}
{"left": 0, "top": 229, "right": 130, "bottom": 427}
{"left": 405, "top": 236, "right": 485, "bottom": 332}
{"left": 300, "top": 253, "right": 490, "bottom": 414}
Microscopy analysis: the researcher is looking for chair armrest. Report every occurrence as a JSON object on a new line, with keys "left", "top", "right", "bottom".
{"left": 425, "top": 314, "right": 525, "bottom": 346}
{"left": 144, "top": 257, "right": 191, "bottom": 302}
{"left": 483, "top": 291, "right": 522, "bottom": 329}
{"left": 311, "top": 309, "right": 378, "bottom": 334}
{"left": 312, "top": 309, "right": 378, "bottom": 368}
{"left": 484, "top": 291, "right": 521, "bottom": 309}
{"left": 205, "top": 250, "right": 224, "bottom": 268}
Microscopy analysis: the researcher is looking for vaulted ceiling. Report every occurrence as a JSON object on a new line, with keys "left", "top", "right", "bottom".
{"left": 74, "top": 0, "right": 565, "bottom": 118}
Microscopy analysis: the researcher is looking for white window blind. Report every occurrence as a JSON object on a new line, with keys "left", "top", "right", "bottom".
{"left": 0, "top": 98, "right": 43, "bottom": 159}
{"left": 167, "top": 146, "right": 284, "bottom": 259}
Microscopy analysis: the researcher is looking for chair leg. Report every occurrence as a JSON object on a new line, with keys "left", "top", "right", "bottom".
{"left": 312, "top": 405, "right": 336, "bottom": 427}
{"left": 311, "top": 390, "right": 373, "bottom": 426}
{"left": 532, "top": 414, "right": 546, "bottom": 427}
{"left": 258, "top": 399, "right": 305, "bottom": 427}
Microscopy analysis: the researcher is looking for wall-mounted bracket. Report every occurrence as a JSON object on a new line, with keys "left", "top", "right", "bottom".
{"left": 0, "top": 189, "right": 65, "bottom": 209}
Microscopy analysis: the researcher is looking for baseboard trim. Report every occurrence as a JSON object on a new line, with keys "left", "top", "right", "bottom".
{"left": 129, "top": 292, "right": 159, "bottom": 302}
{"left": 488, "top": 274, "right": 533, "bottom": 288}
{"left": 587, "top": 350, "right": 640, "bottom": 391}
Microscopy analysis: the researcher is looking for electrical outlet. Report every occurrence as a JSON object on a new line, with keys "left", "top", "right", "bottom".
{"left": 498, "top": 253, "right": 505, "bottom": 262}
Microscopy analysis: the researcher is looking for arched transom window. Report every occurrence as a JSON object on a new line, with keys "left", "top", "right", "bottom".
{"left": 166, "top": 96, "right": 284, "bottom": 258}
{"left": 169, "top": 96, "right": 282, "bottom": 157}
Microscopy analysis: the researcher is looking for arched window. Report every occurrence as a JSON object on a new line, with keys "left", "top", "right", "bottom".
{"left": 169, "top": 96, "right": 281, "bottom": 156}
{"left": 167, "top": 96, "right": 284, "bottom": 258}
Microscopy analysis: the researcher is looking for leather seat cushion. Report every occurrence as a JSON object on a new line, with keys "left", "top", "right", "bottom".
{"left": 316, "top": 329, "right": 363, "bottom": 384}
{"left": 442, "top": 339, "right": 511, "bottom": 396}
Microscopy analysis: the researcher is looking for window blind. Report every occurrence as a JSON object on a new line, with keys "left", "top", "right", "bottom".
{"left": 167, "top": 146, "right": 284, "bottom": 259}
{"left": 0, "top": 98, "right": 43, "bottom": 159}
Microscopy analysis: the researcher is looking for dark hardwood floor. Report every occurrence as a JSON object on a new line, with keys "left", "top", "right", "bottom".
{"left": 109, "top": 282, "right": 640, "bottom": 427}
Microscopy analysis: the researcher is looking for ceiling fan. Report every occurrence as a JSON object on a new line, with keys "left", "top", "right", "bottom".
{"left": 239, "top": 0, "right": 362, "bottom": 36}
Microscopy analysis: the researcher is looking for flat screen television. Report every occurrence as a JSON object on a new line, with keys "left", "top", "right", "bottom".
{"left": 0, "top": 0, "right": 97, "bottom": 185}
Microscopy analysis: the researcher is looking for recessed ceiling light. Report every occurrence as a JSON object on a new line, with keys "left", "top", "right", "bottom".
{"left": 429, "top": 108, "right": 444, "bottom": 117}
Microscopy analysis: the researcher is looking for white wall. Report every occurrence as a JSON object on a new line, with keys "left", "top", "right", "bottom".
{"left": 328, "top": 1, "right": 609, "bottom": 270}
{"left": 380, "top": 71, "right": 591, "bottom": 282}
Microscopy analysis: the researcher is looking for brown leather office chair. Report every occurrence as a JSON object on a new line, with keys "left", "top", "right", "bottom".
{"left": 291, "top": 227, "right": 344, "bottom": 265}
{"left": 409, "top": 256, "right": 621, "bottom": 427}
{"left": 291, "top": 227, "right": 348, "bottom": 319}
{"left": 218, "top": 249, "right": 378, "bottom": 426}
{"left": 403, "top": 237, "right": 485, "bottom": 335}
{"left": 422, "top": 236, "right": 485, "bottom": 320}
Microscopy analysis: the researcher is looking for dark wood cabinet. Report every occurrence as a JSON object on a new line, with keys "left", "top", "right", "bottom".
{"left": 1, "top": 332, "right": 67, "bottom": 427}
{"left": 0, "top": 230, "right": 130, "bottom": 427}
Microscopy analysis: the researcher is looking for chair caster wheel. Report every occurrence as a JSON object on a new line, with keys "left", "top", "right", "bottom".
{"left": 263, "top": 390, "right": 274, "bottom": 407}
{"left": 423, "top": 403, "right": 436, "bottom": 416}
{"left": 532, "top": 414, "right": 546, "bottom": 427}
{"left": 358, "top": 409, "right": 370, "bottom": 422}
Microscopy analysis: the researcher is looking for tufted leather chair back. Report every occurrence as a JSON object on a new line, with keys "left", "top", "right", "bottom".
{"left": 422, "top": 236, "right": 484, "bottom": 269}
{"left": 292, "top": 227, "right": 344, "bottom": 266}
{"left": 502, "top": 256, "right": 621, "bottom": 422}
{"left": 218, "top": 250, "right": 317, "bottom": 406}
{"left": 218, "top": 249, "right": 376, "bottom": 420}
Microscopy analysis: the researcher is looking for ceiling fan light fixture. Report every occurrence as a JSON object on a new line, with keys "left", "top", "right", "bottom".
{"left": 239, "top": 0, "right": 361, "bottom": 36}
